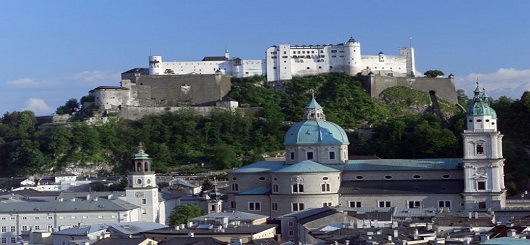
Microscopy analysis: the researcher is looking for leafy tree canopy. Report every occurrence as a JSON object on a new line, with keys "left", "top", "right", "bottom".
{"left": 424, "top": 70, "right": 445, "bottom": 78}
{"left": 169, "top": 204, "right": 202, "bottom": 225}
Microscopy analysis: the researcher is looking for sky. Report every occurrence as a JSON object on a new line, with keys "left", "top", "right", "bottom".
{"left": 1, "top": 1, "right": 530, "bottom": 116}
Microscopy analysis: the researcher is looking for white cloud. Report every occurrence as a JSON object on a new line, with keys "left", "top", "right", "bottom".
{"left": 23, "top": 98, "right": 53, "bottom": 115}
{"left": 456, "top": 68, "right": 530, "bottom": 100}
{"left": 6, "top": 78, "right": 40, "bottom": 88}
{"left": 70, "top": 70, "right": 120, "bottom": 83}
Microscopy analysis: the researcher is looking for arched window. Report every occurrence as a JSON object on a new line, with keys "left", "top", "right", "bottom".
{"left": 136, "top": 162, "right": 141, "bottom": 172}
{"left": 321, "top": 183, "right": 330, "bottom": 192}
{"left": 144, "top": 162, "right": 149, "bottom": 172}
{"left": 273, "top": 184, "right": 279, "bottom": 193}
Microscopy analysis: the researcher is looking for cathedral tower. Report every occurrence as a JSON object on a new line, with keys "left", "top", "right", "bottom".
{"left": 462, "top": 82, "right": 505, "bottom": 210}
{"left": 126, "top": 148, "right": 161, "bottom": 223}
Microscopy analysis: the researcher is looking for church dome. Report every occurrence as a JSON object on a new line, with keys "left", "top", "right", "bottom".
{"left": 284, "top": 120, "right": 349, "bottom": 145}
{"left": 283, "top": 96, "right": 349, "bottom": 145}
{"left": 467, "top": 82, "right": 497, "bottom": 119}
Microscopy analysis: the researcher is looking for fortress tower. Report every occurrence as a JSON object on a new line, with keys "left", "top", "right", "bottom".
{"left": 149, "top": 56, "right": 163, "bottom": 75}
{"left": 344, "top": 37, "right": 362, "bottom": 76}
{"left": 461, "top": 82, "right": 505, "bottom": 210}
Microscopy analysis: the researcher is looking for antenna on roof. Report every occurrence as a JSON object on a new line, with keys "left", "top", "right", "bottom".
{"left": 409, "top": 37, "right": 412, "bottom": 48}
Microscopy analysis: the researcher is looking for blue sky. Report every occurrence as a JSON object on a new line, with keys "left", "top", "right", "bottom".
{"left": 1, "top": 1, "right": 529, "bottom": 115}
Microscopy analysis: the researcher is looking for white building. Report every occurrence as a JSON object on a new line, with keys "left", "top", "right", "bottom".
{"left": 147, "top": 37, "right": 415, "bottom": 82}
{"left": 227, "top": 82, "right": 506, "bottom": 220}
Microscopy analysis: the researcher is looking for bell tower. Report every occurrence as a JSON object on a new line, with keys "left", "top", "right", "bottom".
{"left": 462, "top": 82, "right": 505, "bottom": 210}
{"left": 126, "top": 148, "right": 161, "bottom": 223}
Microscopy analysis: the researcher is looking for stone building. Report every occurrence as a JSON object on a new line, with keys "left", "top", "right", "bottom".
{"left": 227, "top": 82, "right": 506, "bottom": 218}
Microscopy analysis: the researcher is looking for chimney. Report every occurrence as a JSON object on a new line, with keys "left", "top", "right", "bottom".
{"left": 394, "top": 229, "right": 399, "bottom": 238}
{"left": 345, "top": 240, "right": 350, "bottom": 245}
{"left": 474, "top": 212, "right": 479, "bottom": 219}
{"left": 468, "top": 212, "right": 472, "bottom": 219}
{"left": 509, "top": 229, "right": 517, "bottom": 237}
{"left": 413, "top": 229, "right": 418, "bottom": 239}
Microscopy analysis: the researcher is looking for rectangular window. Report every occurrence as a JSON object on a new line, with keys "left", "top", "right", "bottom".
{"left": 34, "top": 225, "right": 40, "bottom": 230}
{"left": 21, "top": 226, "right": 28, "bottom": 231}
{"left": 34, "top": 216, "right": 39, "bottom": 220}
{"left": 479, "top": 202, "right": 486, "bottom": 209}
{"left": 349, "top": 201, "right": 362, "bottom": 208}
{"left": 290, "top": 152, "right": 295, "bottom": 160}
{"left": 142, "top": 199, "right": 147, "bottom": 204}
{"left": 292, "top": 203, "right": 304, "bottom": 212}
{"left": 408, "top": 201, "right": 421, "bottom": 208}
{"left": 288, "top": 221, "right": 294, "bottom": 227}
{"left": 10, "top": 238, "right": 14, "bottom": 243}
{"left": 476, "top": 144, "right": 484, "bottom": 155}
{"left": 232, "top": 183, "right": 239, "bottom": 192}
{"left": 47, "top": 216, "right": 53, "bottom": 220}
{"left": 10, "top": 226, "right": 15, "bottom": 232}
{"left": 231, "top": 201, "right": 236, "bottom": 209}
{"left": 249, "top": 202, "right": 261, "bottom": 211}
{"left": 292, "top": 184, "right": 304, "bottom": 193}
{"left": 329, "top": 152, "right": 335, "bottom": 160}
{"left": 272, "top": 202, "right": 278, "bottom": 211}
{"left": 289, "top": 230, "right": 294, "bottom": 236}
{"left": 378, "top": 201, "right": 391, "bottom": 208}
{"left": 307, "top": 152, "right": 314, "bottom": 160}
{"left": 478, "top": 181, "right": 486, "bottom": 190}
{"left": 438, "top": 200, "right": 451, "bottom": 208}
{"left": 322, "top": 202, "right": 332, "bottom": 207}
{"left": 273, "top": 184, "right": 279, "bottom": 193}
{"left": 1, "top": 238, "right": 5, "bottom": 244}
{"left": 1, "top": 226, "right": 5, "bottom": 232}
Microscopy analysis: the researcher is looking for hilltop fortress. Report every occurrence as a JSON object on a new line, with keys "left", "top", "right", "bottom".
{"left": 87, "top": 37, "right": 457, "bottom": 120}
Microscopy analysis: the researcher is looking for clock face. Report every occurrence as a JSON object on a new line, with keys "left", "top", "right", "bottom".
{"left": 135, "top": 191, "right": 144, "bottom": 198}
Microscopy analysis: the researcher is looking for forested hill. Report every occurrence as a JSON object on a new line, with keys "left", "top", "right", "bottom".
{"left": 0, "top": 73, "right": 529, "bottom": 194}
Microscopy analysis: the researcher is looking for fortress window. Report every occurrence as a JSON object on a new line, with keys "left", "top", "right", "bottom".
{"left": 321, "top": 183, "right": 331, "bottom": 192}
{"left": 477, "top": 119, "right": 482, "bottom": 122}
{"left": 476, "top": 144, "right": 484, "bottom": 155}
{"left": 259, "top": 177, "right": 266, "bottom": 181}
{"left": 349, "top": 201, "right": 362, "bottom": 208}
{"left": 413, "top": 175, "right": 421, "bottom": 179}
{"left": 292, "top": 203, "right": 305, "bottom": 212}
{"left": 323, "top": 177, "right": 329, "bottom": 180}
{"left": 248, "top": 202, "right": 261, "bottom": 211}
{"left": 477, "top": 181, "right": 486, "bottom": 190}
{"left": 408, "top": 200, "right": 421, "bottom": 208}
{"left": 292, "top": 184, "right": 304, "bottom": 193}
{"left": 384, "top": 175, "right": 392, "bottom": 180}
{"left": 290, "top": 152, "right": 295, "bottom": 160}
{"left": 378, "top": 201, "right": 391, "bottom": 207}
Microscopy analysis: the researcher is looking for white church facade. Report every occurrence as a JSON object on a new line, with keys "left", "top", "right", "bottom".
{"left": 147, "top": 37, "right": 416, "bottom": 82}
{"left": 227, "top": 83, "right": 505, "bottom": 218}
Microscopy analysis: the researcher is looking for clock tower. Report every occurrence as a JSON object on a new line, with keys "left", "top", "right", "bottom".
{"left": 462, "top": 82, "right": 505, "bottom": 210}
{"left": 126, "top": 148, "right": 161, "bottom": 223}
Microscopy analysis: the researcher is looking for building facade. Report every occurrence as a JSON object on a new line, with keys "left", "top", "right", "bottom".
{"left": 227, "top": 84, "right": 506, "bottom": 218}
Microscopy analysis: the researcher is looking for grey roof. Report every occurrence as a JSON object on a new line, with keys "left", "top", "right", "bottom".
{"left": 339, "top": 180, "right": 464, "bottom": 195}
{"left": 53, "top": 224, "right": 108, "bottom": 235}
{"left": 482, "top": 237, "right": 530, "bottom": 245}
{"left": 161, "top": 237, "right": 228, "bottom": 245}
{"left": 107, "top": 221, "right": 168, "bottom": 235}
{"left": 143, "top": 224, "right": 277, "bottom": 236}
{"left": 278, "top": 206, "right": 335, "bottom": 221}
{"left": 169, "top": 178, "right": 199, "bottom": 188}
{"left": 348, "top": 210, "right": 393, "bottom": 222}
{"left": 229, "top": 161, "right": 285, "bottom": 173}
{"left": 189, "top": 211, "right": 268, "bottom": 222}
{"left": 332, "top": 158, "right": 463, "bottom": 171}
{"left": 0, "top": 192, "right": 139, "bottom": 213}
{"left": 272, "top": 160, "right": 341, "bottom": 173}
{"left": 92, "top": 238, "right": 155, "bottom": 245}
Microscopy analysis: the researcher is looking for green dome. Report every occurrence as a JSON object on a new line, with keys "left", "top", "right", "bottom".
{"left": 467, "top": 83, "right": 497, "bottom": 118}
{"left": 283, "top": 120, "right": 349, "bottom": 145}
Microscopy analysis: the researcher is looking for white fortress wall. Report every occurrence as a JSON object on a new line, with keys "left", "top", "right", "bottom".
{"left": 160, "top": 60, "right": 232, "bottom": 75}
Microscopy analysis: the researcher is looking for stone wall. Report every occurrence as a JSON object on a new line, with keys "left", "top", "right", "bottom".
{"left": 362, "top": 75, "right": 458, "bottom": 104}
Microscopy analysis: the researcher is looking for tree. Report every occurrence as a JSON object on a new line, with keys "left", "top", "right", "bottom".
{"left": 169, "top": 204, "right": 202, "bottom": 225}
{"left": 423, "top": 70, "right": 444, "bottom": 78}
{"left": 56, "top": 98, "right": 80, "bottom": 115}
{"left": 164, "top": 69, "right": 175, "bottom": 75}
